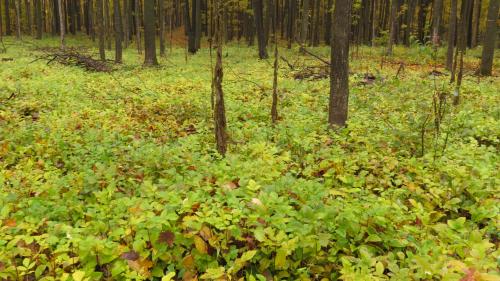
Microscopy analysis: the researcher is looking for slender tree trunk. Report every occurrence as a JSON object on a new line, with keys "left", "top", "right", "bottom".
{"left": 386, "top": 0, "right": 399, "bottom": 55}
{"left": 213, "top": 0, "right": 227, "bottom": 155}
{"left": 14, "top": 0, "right": 21, "bottom": 39}
{"left": 253, "top": 0, "right": 268, "bottom": 58}
{"left": 446, "top": 0, "right": 457, "bottom": 70}
{"left": 271, "top": 2, "right": 279, "bottom": 123}
{"left": 452, "top": 0, "right": 473, "bottom": 104}
{"left": 35, "top": 0, "right": 42, "bottom": 38}
{"left": 25, "top": 0, "right": 32, "bottom": 35}
{"left": 431, "top": 0, "right": 442, "bottom": 45}
{"left": 5, "top": 0, "right": 12, "bottom": 35}
{"left": 470, "top": 0, "right": 481, "bottom": 47}
{"left": 329, "top": 0, "right": 351, "bottom": 127}
{"left": 194, "top": 0, "right": 201, "bottom": 49}
{"left": 479, "top": 0, "right": 499, "bottom": 75}
{"left": 123, "top": 0, "right": 129, "bottom": 47}
{"left": 159, "top": 0, "right": 165, "bottom": 56}
{"left": 325, "top": 0, "right": 332, "bottom": 44}
{"left": 287, "top": 0, "right": 296, "bottom": 48}
{"left": 58, "top": 0, "right": 65, "bottom": 48}
{"left": 114, "top": 0, "right": 122, "bottom": 63}
{"left": 143, "top": 0, "right": 157, "bottom": 65}
{"left": 134, "top": 0, "right": 141, "bottom": 53}
{"left": 104, "top": 0, "right": 111, "bottom": 49}
{"left": 300, "top": 0, "right": 309, "bottom": 44}
{"left": 97, "top": 0, "right": 106, "bottom": 60}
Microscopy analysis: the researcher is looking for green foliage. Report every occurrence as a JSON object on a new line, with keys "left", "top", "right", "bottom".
{"left": 0, "top": 37, "right": 499, "bottom": 280}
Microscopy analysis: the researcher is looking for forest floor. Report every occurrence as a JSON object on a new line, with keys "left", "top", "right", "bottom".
{"left": 0, "top": 37, "right": 499, "bottom": 281}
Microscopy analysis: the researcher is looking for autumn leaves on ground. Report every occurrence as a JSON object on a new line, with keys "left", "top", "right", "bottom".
{"left": 1, "top": 35, "right": 498, "bottom": 280}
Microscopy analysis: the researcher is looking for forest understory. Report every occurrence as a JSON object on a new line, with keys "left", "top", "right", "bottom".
{"left": 0, "top": 37, "right": 499, "bottom": 280}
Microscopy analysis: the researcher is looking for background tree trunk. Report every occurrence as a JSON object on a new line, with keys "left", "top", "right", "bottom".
{"left": 134, "top": 0, "right": 142, "bottom": 53}
{"left": 470, "top": 0, "right": 481, "bottom": 47}
{"left": 329, "top": 0, "right": 350, "bottom": 127}
{"left": 14, "top": 0, "right": 21, "bottom": 39}
{"left": 5, "top": 0, "right": 12, "bottom": 36}
{"left": 114, "top": 0, "right": 122, "bottom": 63}
{"left": 253, "top": 0, "right": 268, "bottom": 58}
{"left": 431, "top": 0, "right": 443, "bottom": 45}
{"left": 446, "top": 0, "right": 457, "bottom": 70}
{"left": 35, "top": 0, "right": 42, "bottom": 38}
{"left": 213, "top": 0, "right": 227, "bottom": 155}
{"left": 58, "top": 0, "right": 65, "bottom": 48}
{"left": 300, "top": 0, "right": 309, "bottom": 44}
{"left": 159, "top": 0, "right": 165, "bottom": 56}
{"left": 97, "top": 0, "right": 106, "bottom": 60}
{"left": 386, "top": 0, "right": 399, "bottom": 55}
{"left": 479, "top": 0, "right": 499, "bottom": 75}
{"left": 143, "top": 0, "right": 157, "bottom": 65}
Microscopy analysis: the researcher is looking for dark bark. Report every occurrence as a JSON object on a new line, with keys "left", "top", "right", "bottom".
{"left": 470, "top": 0, "right": 481, "bottom": 47}
{"left": 213, "top": 0, "right": 227, "bottom": 155}
{"left": 5, "top": 0, "right": 11, "bottom": 35}
{"left": 114, "top": 0, "right": 122, "bottom": 63}
{"left": 287, "top": 0, "right": 296, "bottom": 48}
{"left": 324, "top": 0, "right": 332, "bottom": 44}
{"left": 159, "top": 0, "right": 165, "bottom": 56}
{"left": 386, "top": 0, "right": 399, "bottom": 55}
{"left": 58, "top": 0, "right": 65, "bottom": 48}
{"left": 300, "top": 0, "right": 309, "bottom": 44}
{"left": 25, "top": 0, "right": 32, "bottom": 35}
{"left": 35, "top": 0, "right": 42, "bottom": 38}
{"left": 329, "top": 0, "right": 351, "bottom": 127}
{"left": 104, "top": 0, "right": 111, "bottom": 48}
{"left": 446, "top": 0, "right": 457, "bottom": 70}
{"left": 97, "top": 0, "right": 106, "bottom": 60}
{"left": 14, "top": 0, "right": 21, "bottom": 39}
{"left": 143, "top": 0, "right": 158, "bottom": 65}
{"left": 479, "top": 0, "right": 499, "bottom": 75}
{"left": 431, "top": 0, "right": 443, "bottom": 45}
{"left": 271, "top": 2, "right": 278, "bottom": 123}
{"left": 134, "top": 0, "right": 141, "bottom": 53}
{"left": 253, "top": 0, "right": 268, "bottom": 58}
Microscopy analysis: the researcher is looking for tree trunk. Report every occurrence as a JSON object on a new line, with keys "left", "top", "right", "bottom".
{"left": 25, "top": 0, "right": 32, "bottom": 35}
{"left": 97, "top": 0, "right": 106, "bottom": 60}
{"left": 104, "top": 0, "right": 111, "bottom": 49}
{"left": 300, "top": 0, "right": 309, "bottom": 44}
{"left": 253, "top": 0, "right": 268, "bottom": 58}
{"left": 446, "top": 0, "right": 457, "bottom": 70}
{"left": 143, "top": 0, "right": 157, "bottom": 65}
{"left": 329, "top": 0, "right": 351, "bottom": 127}
{"left": 58, "top": 0, "right": 65, "bottom": 48}
{"left": 135, "top": 0, "right": 142, "bottom": 53}
{"left": 287, "top": 0, "right": 296, "bottom": 48}
{"left": 14, "top": 0, "right": 21, "bottom": 39}
{"left": 159, "top": 0, "right": 165, "bottom": 56}
{"left": 431, "top": 0, "right": 443, "bottom": 45}
{"left": 271, "top": 2, "right": 279, "bottom": 123}
{"left": 325, "top": 0, "right": 332, "bottom": 44}
{"left": 452, "top": 0, "right": 473, "bottom": 104}
{"left": 114, "top": 0, "right": 122, "bottom": 63}
{"left": 35, "top": 0, "right": 42, "bottom": 38}
{"left": 386, "top": 0, "right": 399, "bottom": 55}
{"left": 479, "top": 0, "right": 499, "bottom": 75}
{"left": 213, "top": 0, "right": 227, "bottom": 155}
{"left": 5, "top": 0, "right": 11, "bottom": 36}
{"left": 194, "top": 0, "right": 201, "bottom": 49}
{"left": 470, "top": 0, "right": 481, "bottom": 47}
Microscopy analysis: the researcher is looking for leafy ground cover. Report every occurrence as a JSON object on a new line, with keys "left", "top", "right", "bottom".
{"left": 0, "top": 38, "right": 499, "bottom": 280}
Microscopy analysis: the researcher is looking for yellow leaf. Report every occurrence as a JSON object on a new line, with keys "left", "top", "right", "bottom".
{"left": 200, "top": 267, "right": 225, "bottom": 280}
{"left": 162, "top": 272, "right": 176, "bottom": 281}
{"left": 194, "top": 235, "right": 208, "bottom": 254}
{"left": 72, "top": 271, "right": 85, "bottom": 281}
{"left": 375, "top": 261, "right": 384, "bottom": 275}
{"left": 275, "top": 248, "right": 287, "bottom": 269}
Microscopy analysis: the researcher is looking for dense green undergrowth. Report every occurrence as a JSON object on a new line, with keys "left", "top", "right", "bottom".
{"left": 0, "top": 37, "right": 499, "bottom": 281}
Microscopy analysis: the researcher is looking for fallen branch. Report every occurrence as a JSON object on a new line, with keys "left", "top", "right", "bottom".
{"left": 298, "top": 45, "right": 330, "bottom": 66}
{"left": 32, "top": 47, "right": 113, "bottom": 72}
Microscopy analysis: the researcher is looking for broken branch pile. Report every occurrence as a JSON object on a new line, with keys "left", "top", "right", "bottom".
{"left": 34, "top": 47, "right": 112, "bottom": 72}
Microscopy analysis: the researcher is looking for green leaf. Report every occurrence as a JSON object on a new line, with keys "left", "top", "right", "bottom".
{"left": 275, "top": 248, "right": 287, "bottom": 269}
